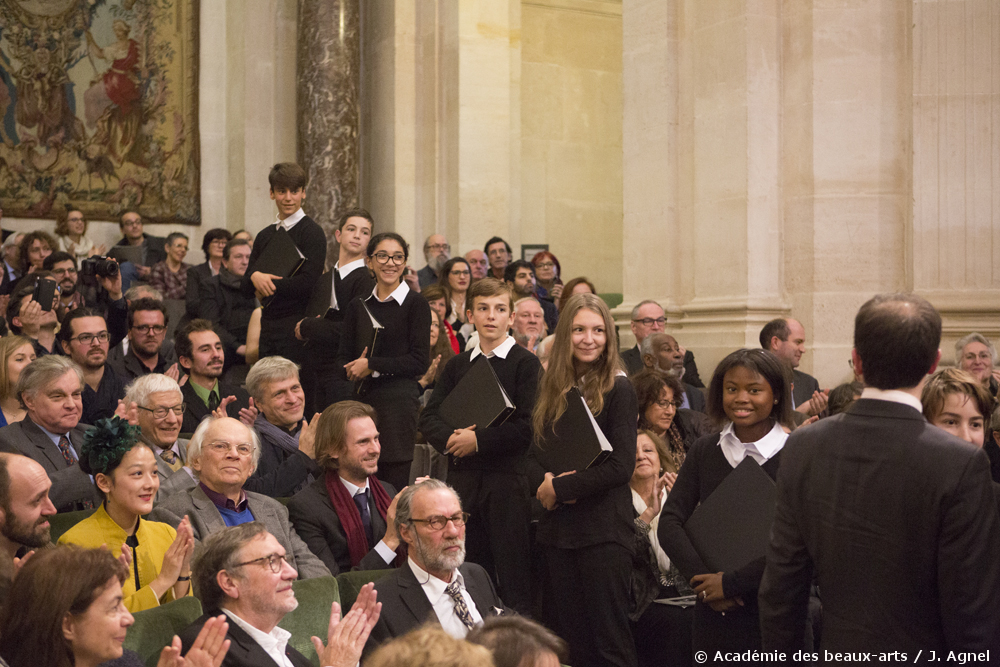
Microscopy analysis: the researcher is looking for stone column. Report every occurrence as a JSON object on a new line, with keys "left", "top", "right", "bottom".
{"left": 297, "top": 0, "right": 361, "bottom": 263}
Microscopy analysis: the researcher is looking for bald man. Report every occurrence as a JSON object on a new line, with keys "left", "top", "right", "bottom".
{"left": 0, "top": 453, "right": 57, "bottom": 560}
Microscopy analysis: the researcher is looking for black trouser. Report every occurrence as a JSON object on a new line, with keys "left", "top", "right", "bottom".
{"left": 361, "top": 379, "right": 420, "bottom": 493}
{"left": 632, "top": 587, "right": 693, "bottom": 667}
{"left": 450, "top": 469, "right": 532, "bottom": 615}
{"left": 692, "top": 597, "right": 761, "bottom": 661}
{"left": 260, "top": 314, "right": 307, "bottom": 363}
{"left": 545, "top": 542, "right": 637, "bottom": 667}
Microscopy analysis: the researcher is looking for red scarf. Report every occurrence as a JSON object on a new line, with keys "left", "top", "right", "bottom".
{"left": 324, "top": 470, "right": 404, "bottom": 567}
{"left": 444, "top": 320, "right": 460, "bottom": 354}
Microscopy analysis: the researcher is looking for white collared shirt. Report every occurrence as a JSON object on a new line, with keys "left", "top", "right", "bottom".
{"left": 469, "top": 334, "right": 516, "bottom": 361}
{"left": 275, "top": 208, "right": 306, "bottom": 232}
{"left": 367, "top": 281, "right": 410, "bottom": 305}
{"left": 329, "top": 258, "right": 367, "bottom": 310}
{"left": 407, "top": 557, "right": 483, "bottom": 638}
{"left": 339, "top": 476, "right": 396, "bottom": 564}
{"left": 860, "top": 387, "right": 923, "bottom": 412}
{"left": 718, "top": 420, "right": 788, "bottom": 469}
{"left": 222, "top": 609, "right": 295, "bottom": 667}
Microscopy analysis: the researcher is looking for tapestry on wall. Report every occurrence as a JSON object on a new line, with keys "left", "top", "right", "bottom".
{"left": 0, "top": 0, "right": 199, "bottom": 223}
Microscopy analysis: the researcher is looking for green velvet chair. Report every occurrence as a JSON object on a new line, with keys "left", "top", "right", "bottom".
{"left": 49, "top": 508, "right": 95, "bottom": 543}
{"left": 277, "top": 575, "right": 340, "bottom": 666}
{"left": 598, "top": 292, "right": 624, "bottom": 309}
{"left": 122, "top": 596, "right": 204, "bottom": 667}
{"left": 336, "top": 568, "right": 394, "bottom": 613}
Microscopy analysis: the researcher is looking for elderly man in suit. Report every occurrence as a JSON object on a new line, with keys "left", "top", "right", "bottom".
{"left": 364, "top": 479, "right": 508, "bottom": 656}
{"left": 180, "top": 522, "right": 380, "bottom": 667}
{"left": 760, "top": 293, "right": 1000, "bottom": 654}
{"left": 640, "top": 332, "right": 705, "bottom": 413}
{"left": 0, "top": 356, "right": 99, "bottom": 512}
{"left": 123, "top": 373, "right": 189, "bottom": 484}
{"left": 149, "top": 415, "right": 329, "bottom": 579}
{"left": 287, "top": 401, "right": 403, "bottom": 575}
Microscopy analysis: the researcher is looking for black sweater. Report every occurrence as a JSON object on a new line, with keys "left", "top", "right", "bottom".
{"left": 419, "top": 342, "right": 542, "bottom": 473}
{"left": 336, "top": 289, "right": 431, "bottom": 385}
{"left": 658, "top": 433, "right": 781, "bottom": 602}
{"left": 240, "top": 217, "right": 327, "bottom": 321}
{"left": 300, "top": 266, "right": 376, "bottom": 368}
{"left": 532, "top": 375, "right": 638, "bottom": 550}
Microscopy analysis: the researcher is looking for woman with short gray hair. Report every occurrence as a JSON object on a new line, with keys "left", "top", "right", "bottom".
{"left": 955, "top": 332, "right": 998, "bottom": 397}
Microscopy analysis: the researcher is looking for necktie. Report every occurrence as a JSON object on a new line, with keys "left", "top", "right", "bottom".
{"left": 208, "top": 391, "right": 221, "bottom": 413}
{"left": 57, "top": 435, "right": 76, "bottom": 467}
{"left": 444, "top": 580, "right": 476, "bottom": 631}
{"left": 160, "top": 448, "right": 183, "bottom": 472}
{"left": 353, "top": 489, "right": 375, "bottom": 548}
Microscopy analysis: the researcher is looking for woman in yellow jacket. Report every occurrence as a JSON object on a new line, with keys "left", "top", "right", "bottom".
{"left": 59, "top": 416, "right": 195, "bottom": 612}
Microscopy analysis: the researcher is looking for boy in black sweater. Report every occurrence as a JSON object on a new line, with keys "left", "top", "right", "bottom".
{"left": 241, "top": 162, "right": 326, "bottom": 363}
{"left": 419, "top": 277, "right": 541, "bottom": 615}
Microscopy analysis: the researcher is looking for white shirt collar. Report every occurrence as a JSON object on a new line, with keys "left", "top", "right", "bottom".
{"left": 368, "top": 281, "right": 410, "bottom": 304}
{"left": 275, "top": 208, "right": 305, "bottom": 231}
{"left": 470, "top": 335, "right": 516, "bottom": 361}
{"left": 222, "top": 609, "right": 294, "bottom": 667}
{"left": 336, "top": 257, "right": 366, "bottom": 278}
{"left": 408, "top": 556, "right": 461, "bottom": 592}
{"left": 860, "top": 387, "right": 923, "bottom": 413}
{"left": 718, "top": 420, "right": 788, "bottom": 469}
{"left": 339, "top": 475, "right": 369, "bottom": 496}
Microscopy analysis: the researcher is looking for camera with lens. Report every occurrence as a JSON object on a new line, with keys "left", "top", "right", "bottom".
{"left": 80, "top": 256, "right": 120, "bottom": 279}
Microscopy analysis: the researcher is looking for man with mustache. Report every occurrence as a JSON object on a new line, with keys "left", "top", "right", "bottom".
{"left": 59, "top": 307, "right": 127, "bottom": 425}
{"left": 0, "top": 452, "right": 57, "bottom": 561}
{"left": 418, "top": 234, "right": 451, "bottom": 289}
{"left": 364, "top": 479, "right": 509, "bottom": 656}
{"left": 175, "top": 320, "right": 251, "bottom": 434}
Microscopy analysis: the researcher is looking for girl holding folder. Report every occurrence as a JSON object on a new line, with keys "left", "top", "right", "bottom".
{"left": 658, "top": 348, "right": 794, "bottom": 656}
{"left": 532, "top": 293, "right": 639, "bottom": 667}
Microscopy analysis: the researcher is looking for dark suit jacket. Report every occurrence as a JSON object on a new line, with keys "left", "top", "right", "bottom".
{"left": 244, "top": 426, "right": 321, "bottom": 498}
{"left": 790, "top": 369, "right": 820, "bottom": 409}
{"left": 0, "top": 417, "right": 99, "bottom": 512}
{"left": 683, "top": 382, "right": 705, "bottom": 413}
{"left": 180, "top": 380, "right": 250, "bottom": 434}
{"left": 416, "top": 265, "right": 438, "bottom": 289}
{"left": 106, "top": 341, "right": 178, "bottom": 383}
{"left": 179, "top": 612, "right": 312, "bottom": 667}
{"left": 116, "top": 234, "right": 166, "bottom": 267}
{"left": 365, "top": 561, "right": 508, "bottom": 656}
{"left": 198, "top": 269, "right": 257, "bottom": 359}
{"left": 185, "top": 262, "right": 214, "bottom": 319}
{"left": 621, "top": 345, "right": 643, "bottom": 376}
{"left": 286, "top": 475, "right": 398, "bottom": 575}
{"left": 759, "top": 398, "right": 1000, "bottom": 654}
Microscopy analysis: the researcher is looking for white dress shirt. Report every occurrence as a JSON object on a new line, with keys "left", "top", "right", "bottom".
{"left": 860, "top": 387, "right": 923, "bottom": 412}
{"left": 329, "top": 257, "right": 367, "bottom": 310}
{"left": 222, "top": 609, "right": 295, "bottom": 667}
{"left": 717, "top": 420, "right": 788, "bottom": 469}
{"left": 407, "top": 557, "right": 483, "bottom": 638}
{"left": 339, "top": 476, "right": 397, "bottom": 564}
{"left": 275, "top": 208, "right": 306, "bottom": 232}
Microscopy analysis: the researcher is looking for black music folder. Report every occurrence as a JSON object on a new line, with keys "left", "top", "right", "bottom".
{"left": 438, "top": 355, "right": 515, "bottom": 430}
{"left": 255, "top": 227, "right": 305, "bottom": 279}
{"left": 531, "top": 387, "right": 613, "bottom": 474}
{"left": 354, "top": 303, "right": 383, "bottom": 392}
{"left": 683, "top": 456, "right": 777, "bottom": 573}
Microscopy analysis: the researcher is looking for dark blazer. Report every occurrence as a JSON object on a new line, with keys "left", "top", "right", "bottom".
{"left": 759, "top": 398, "right": 1000, "bottom": 654}
{"left": 180, "top": 380, "right": 250, "bottom": 434}
{"left": 286, "top": 474, "right": 398, "bottom": 575}
{"left": 683, "top": 382, "right": 705, "bottom": 413}
{"left": 106, "top": 341, "right": 178, "bottom": 383}
{"left": 539, "top": 298, "right": 559, "bottom": 335}
{"left": 185, "top": 262, "right": 214, "bottom": 319}
{"left": 179, "top": 612, "right": 311, "bottom": 667}
{"left": 790, "top": 369, "right": 820, "bottom": 409}
{"left": 365, "top": 561, "right": 508, "bottom": 655}
{"left": 416, "top": 264, "right": 438, "bottom": 289}
{"left": 244, "top": 426, "right": 321, "bottom": 498}
{"left": 0, "top": 417, "right": 98, "bottom": 512}
{"left": 198, "top": 269, "right": 257, "bottom": 357}
{"left": 116, "top": 234, "right": 166, "bottom": 267}
{"left": 621, "top": 345, "right": 643, "bottom": 376}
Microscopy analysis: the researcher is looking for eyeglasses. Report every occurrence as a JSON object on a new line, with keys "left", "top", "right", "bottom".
{"left": 633, "top": 317, "right": 666, "bottom": 327}
{"left": 132, "top": 324, "right": 167, "bottom": 335}
{"left": 232, "top": 552, "right": 287, "bottom": 574}
{"left": 122, "top": 219, "right": 142, "bottom": 228}
{"left": 654, "top": 399, "right": 681, "bottom": 410}
{"left": 206, "top": 440, "right": 254, "bottom": 457}
{"left": 138, "top": 403, "right": 185, "bottom": 419}
{"left": 450, "top": 270, "right": 471, "bottom": 277}
{"left": 52, "top": 267, "right": 77, "bottom": 277}
{"left": 535, "top": 262, "right": 555, "bottom": 269}
{"left": 373, "top": 252, "right": 406, "bottom": 265}
{"left": 426, "top": 243, "right": 451, "bottom": 252}
{"left": 409, "top": 512, "right": 470, "bottom": 531}
{"left": 70, "top": 332, "right": 109, "bottom": 346}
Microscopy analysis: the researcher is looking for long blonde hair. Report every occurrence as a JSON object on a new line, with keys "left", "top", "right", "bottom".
{"left": 532, "top": 293, "right": 621, "bottom": 437}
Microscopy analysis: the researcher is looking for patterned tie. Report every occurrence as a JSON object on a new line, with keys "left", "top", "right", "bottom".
{"left": 353, "top": 489, "right": 375, "bottom": 548}
{"left": 56, "top": 435, "right": 76, "bottom": 467}
{"left": 444, "top": 580, "right": 476, "bottom": 631}
{"left": 160, "top": 448, "right": 183, "bottom": 472}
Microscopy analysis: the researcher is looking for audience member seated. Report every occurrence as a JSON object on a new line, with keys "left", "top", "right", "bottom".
{"left": 184, "top": 228, "right": 232, "bottom": 318}
{"left": 175, "top": 320, "right": 251, "bottom": 434}
{"left": 633, "top": 369, "right": 711, "bottom": 458}
{"left": 149, "top": 416, "right": 329, "bottom": 578}
{"left": 287, "top": 400, "right": 405, "bottom": 575}
{"left": 44, "top": 251, "right": 87, "bottom": 319}
{"left": 233, "top": 229, "right": 254, "bottom": 247}
{"left": 468, "top": 616, "right": 568, "bottom": 667}
{"left": 365, "top": 480, "right": 508, "bottom": 654}
{"left": 0, "top": 336, "right": 35, "bottom": 427}
{"left": 760, "top": 317, "right": 828, "bottom": 417}
{"left": 59, "top": 416, "right": 195, "bottom": 612}
{"left": 107, "top": 298, "right": 179, "bottom": 382}
{"left": 622, "top": 300, "right": 667, "bottom": 376}
{"left": 367, "top": 624, "right": 494, "bottom": 667}
{"left": 505, "top": 260, "right": 558, "bottom": 335}
{"left": 124, "top": 373, "right": 190, "bottom": 486}
{"left": 556, "top": 276, "right": 596, "bottom": 312}
{"left": 418, "top": 234, "right": 451, "bottom": 288}
{"left": 6, "top": 275, "right": 61, "bottom": 356}
{"left": 116, "top": 211, "right": 167, "bottom": 287}
{"left": 954, "top": 332, "right": 999, "bottom": 398}
{"left": 60, "top": 308, "right": 127, "bottom": 425}
{"left": 244, "top": 357, "right": 320, "bottom": 497}
{"left": 628, "top": 429, "right": 693, "bottom": 667}
{"left": 149, "top": 232, "right": 192, "bottom": 300}
{"left": 536, "top": 334, "right": 554, "bottom": 371}
{"left": 17, "top": 230, "right": 56, "bottom": 276}
{"left": 464, "top": 249, "right": 489, "bottom": 282}
{"left": 511, "top": 297, "right": 546, "bottom": 354}
{"left": 55, "top": 207, "right": 105, "bottom": 265}
{"left": 199, "top": 239, "right": 256, "bottom": 368}
{"left": 0, "top": 232, "right": 23, "bottom": 295}
{"left": 485, "top": 237, "right": 512, "bottom": 281}
{"left": 181, "top": 522, "right": 379, "bottom": 667}
{"left": 640, "top": 333, "right": 706, "bottom": 413}
{"left": 423, "top": 284, "right": 461, "bottom": 354}
{"left": 0, "top": 355, "right": 100, "bottom": 511}
{"left": 530, "top": 250, "right": 563, "bottom": 304}
{"left": 0, "top": 452, "right": 56, "bottom": 560}
{"left": 826, "top": 381, "right": 863, "bottom": 416}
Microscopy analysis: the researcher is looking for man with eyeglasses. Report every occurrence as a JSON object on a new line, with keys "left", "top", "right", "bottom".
{"left": 59, "top": 307, "right": 127, "bottom": 425}
{"left": 365, "top": 479, "right": 508, "bottom": 655}
{"left": 123, "top": 373, "right": 191, "bottom": 490}
{"left": 622, "top": 300, "right": 666, "bottom": 376}
{"left": 115, "top": 210, "right": 166, "bottom": 281}
{"left": 150, "top": 416, "right": 329, "bottom": 579}
{"left": 107, "top": 297, "right": 179, "bottom": 383}
{"left": 180, "top": 521, "right": 379, "bottom": 667}
{"left": 418, "top": 234, "right": 451, "bottom": 289}
{"left": 42, "top": 251, "right": 86, "bottom": 319}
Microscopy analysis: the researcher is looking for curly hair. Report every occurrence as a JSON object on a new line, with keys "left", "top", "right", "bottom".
{"left": 79, "top": 416, "right": 143, "bottom": 477}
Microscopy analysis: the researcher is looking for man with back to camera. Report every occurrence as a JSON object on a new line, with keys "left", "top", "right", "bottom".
{"left": 759, "top": 293, "right": 1000, "bottom": 655}
{"left": 418, "top": 234, "right": 450, "bottom": 289}
{"left": 760, "top": 317, "right": 828, "bottom": 417}
{"left": 0, "top": 452, "right": 57, "bottom": 560}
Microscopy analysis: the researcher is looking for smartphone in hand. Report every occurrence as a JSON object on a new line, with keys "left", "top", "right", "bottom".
{"left": 32, "top": 278, "right": 58, "bottom": 312}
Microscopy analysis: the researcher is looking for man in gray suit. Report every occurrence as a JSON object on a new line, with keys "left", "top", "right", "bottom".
{"left": 123, "top": 373, "right": 189, "bottom": 486}
{"left": 150, "top": 415, "right": 329, "bottom": 579}
{"left": 0, "top": 356, "right": 99, "bottom": 512}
